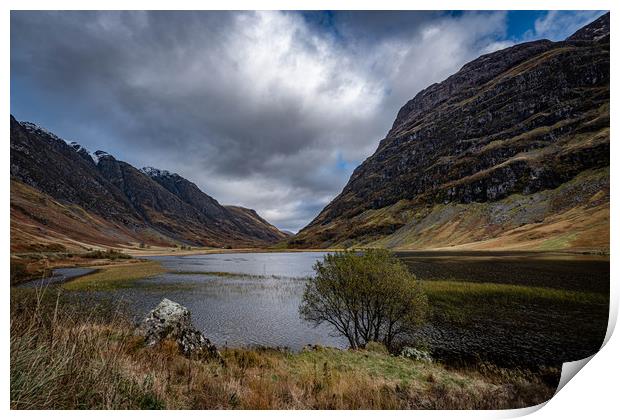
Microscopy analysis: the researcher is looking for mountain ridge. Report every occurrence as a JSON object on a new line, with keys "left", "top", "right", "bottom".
{"left": 10, "top": 117, "right": 287, "bottom": 251}
{"left": 290, "top": 13, "right": 610, "bottom": 251}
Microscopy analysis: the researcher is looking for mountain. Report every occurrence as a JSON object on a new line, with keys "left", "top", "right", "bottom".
{"left": 10, "top": 117, "right": 287, "bottom": 251}
{"left": 292, "top": 13, "right": 609, "bottom": 252}
{"left": 141, "top": 167, "right": 287, "bottom": 243}
{"left": 223, "top": 206, "right": 292, "bottom": 241}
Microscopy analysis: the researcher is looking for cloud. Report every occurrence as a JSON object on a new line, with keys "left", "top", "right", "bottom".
{"left": 12, "top": 10, "right": 516, "bottom": 232}
{"left": 524, "top": 10, "right": 606, "bottom": 41}
{"left": 480, "top": 40, "right": 516, "bottom": 55}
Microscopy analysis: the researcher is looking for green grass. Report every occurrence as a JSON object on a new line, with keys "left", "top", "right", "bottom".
{"left": 290, "top": 347, "right": 428, "bottom": 383}
{"left": 422, "top": 280, "right": 607, "bottom": 306}
{"left": 421, "top": 279, "right": 608, "bottom": 325}
{"left": 538, "top": 233, "right": 579, "bottom": 251}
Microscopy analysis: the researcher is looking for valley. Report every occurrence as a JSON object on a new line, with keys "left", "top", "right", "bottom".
{"left": 9, "top": 11, "right": 611, "bottom": 411}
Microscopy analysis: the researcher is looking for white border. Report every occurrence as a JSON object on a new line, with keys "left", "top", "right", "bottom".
{"left": 2, "top": 1, "right": 617, "bottom": 419}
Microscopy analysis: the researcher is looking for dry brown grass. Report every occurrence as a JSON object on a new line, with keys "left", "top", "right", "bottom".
{"left": 10, "top": 180, "right": 148, "bottom": 253}
{"left": 11, "top": 288, "right": 556, "bottom": 410}
{"left": 11, "top": 248, "right": 145, "bottom": 286}
{"left": 11, "top": 288, "right": 163, "bottom": 409}
{"left": 63, "top": 260, "right": 166, "bottom": 291}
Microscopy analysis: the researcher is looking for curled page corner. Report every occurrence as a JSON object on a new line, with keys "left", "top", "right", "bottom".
{"left": 553, "top": 297, "right": 617, "bottom": 396}
{"left": 555, "top": 355, "right": 595, "bottom": 395}
{"left": 500, "top": 401, "right": 549, "bottom": 418}
{"left": 510, "top": 355, "right": 600, "bottom": 417}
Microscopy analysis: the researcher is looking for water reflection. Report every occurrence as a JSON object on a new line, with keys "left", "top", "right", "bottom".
{"left": 107, "top": 252, "right": 346, "bottom": 350}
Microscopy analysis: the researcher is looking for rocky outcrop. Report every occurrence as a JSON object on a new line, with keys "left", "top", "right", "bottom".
{"left": 292, "top": 13, "right": 610, "bottom": 251}
{"left": 138, "top": 298, "right": 223, "bottom": 362}
{"left": 567, "top": 12, "right": 610, "bottom": 42}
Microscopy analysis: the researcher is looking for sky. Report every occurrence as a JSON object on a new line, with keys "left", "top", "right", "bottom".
{"left": 10, "top": 10, "right": 606, "bottom": 232}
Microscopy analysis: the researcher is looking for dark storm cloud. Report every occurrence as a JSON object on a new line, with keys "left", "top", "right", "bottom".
{"left": 11, "top": 10, "right": 600, "bottom": 232}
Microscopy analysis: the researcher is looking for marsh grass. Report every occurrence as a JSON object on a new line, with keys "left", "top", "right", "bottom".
{"left": 83, "top": 249, "right": 133, "bottom": 260}
{"left": 64, "top": 261, "right": 166, "bottom": 291}
{"left": 171, "top": 271, "right": 287, "bottom": 280}
{"left": 10, "top": 287, "right": 556, "bottom": 410}
{"left": 423, "top": 280, "right": 607, "bottom": 305}
{"left": 422, "top": 279, "right": 608, "bottom": 324}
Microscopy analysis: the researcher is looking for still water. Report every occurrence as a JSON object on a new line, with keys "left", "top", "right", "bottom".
{"left": 104, "top": 252, "right": 348, "bottom": 350}
{"left": 37, "top": 251, "right": 609, "bottom": 367}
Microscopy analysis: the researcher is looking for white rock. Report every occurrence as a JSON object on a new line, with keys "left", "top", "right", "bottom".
{"left": 138, "top": 298, "right": 222, "bottom": 362}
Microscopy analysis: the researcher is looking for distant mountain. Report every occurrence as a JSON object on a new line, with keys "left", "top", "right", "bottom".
{"left": 142, "top": 167, "right": 287, "bottom": 243}
{"left": 291, "top": 13, "right": 609, "bottom": 252}
{"left": 223, "top": 206, "right": 291, "bottom": 241}
{"left": 10, "top": 117, "right": 287, "bottom": 251}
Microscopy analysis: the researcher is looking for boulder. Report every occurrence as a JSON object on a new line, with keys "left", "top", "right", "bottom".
{"left": 138, "top": 298, "right": 223, "bottom": 362}
{"left": 400, "top": 346, "right": 433, "bottom": 363}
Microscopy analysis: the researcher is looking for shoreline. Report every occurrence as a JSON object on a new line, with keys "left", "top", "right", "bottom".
{"left": 11, "top": 248, "right": 606, "bottom": 408}
{"left": 11, "top": 286, "right": 559, "bottom": 409}
{"left": 125, "top": 247, "right": 342, "bottom": 257}
{"left": 10, "top": 247, "right": 609, "bottom": 287}
{"left": 124, "top": 245, "right": 608, "bottom": 258}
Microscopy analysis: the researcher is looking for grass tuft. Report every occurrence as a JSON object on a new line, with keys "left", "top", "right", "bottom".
{"left": 82, "top": 249, "right": 133, "bottom": 260}
{"left": 10, "top": 288, "right": 557, "bottom": 409}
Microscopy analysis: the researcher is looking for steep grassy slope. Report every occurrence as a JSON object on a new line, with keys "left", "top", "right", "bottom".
{"left": 292, "top": 13, "right": 609, "bottom": 251}
{"left": 332, "top": 168, "right": 609, "bottom": 252}
{"left": 10, "top": 180, "right": 157, "bottom": 252}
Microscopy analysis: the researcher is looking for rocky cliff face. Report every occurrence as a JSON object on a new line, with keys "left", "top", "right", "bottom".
{"left": 141, "top": 167, "right": 227, "bottom": 221}
{"left": 292, "top": 13, "right": 610, "bottom": 251}
{"left": 11, "top": 117, "right": 143, "bottom": 227}
{"left": 10, "top": 117, "right": 287, "bottom": 250}
{"left": 140, "top": 166, "right": 287, "bottom": 243}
